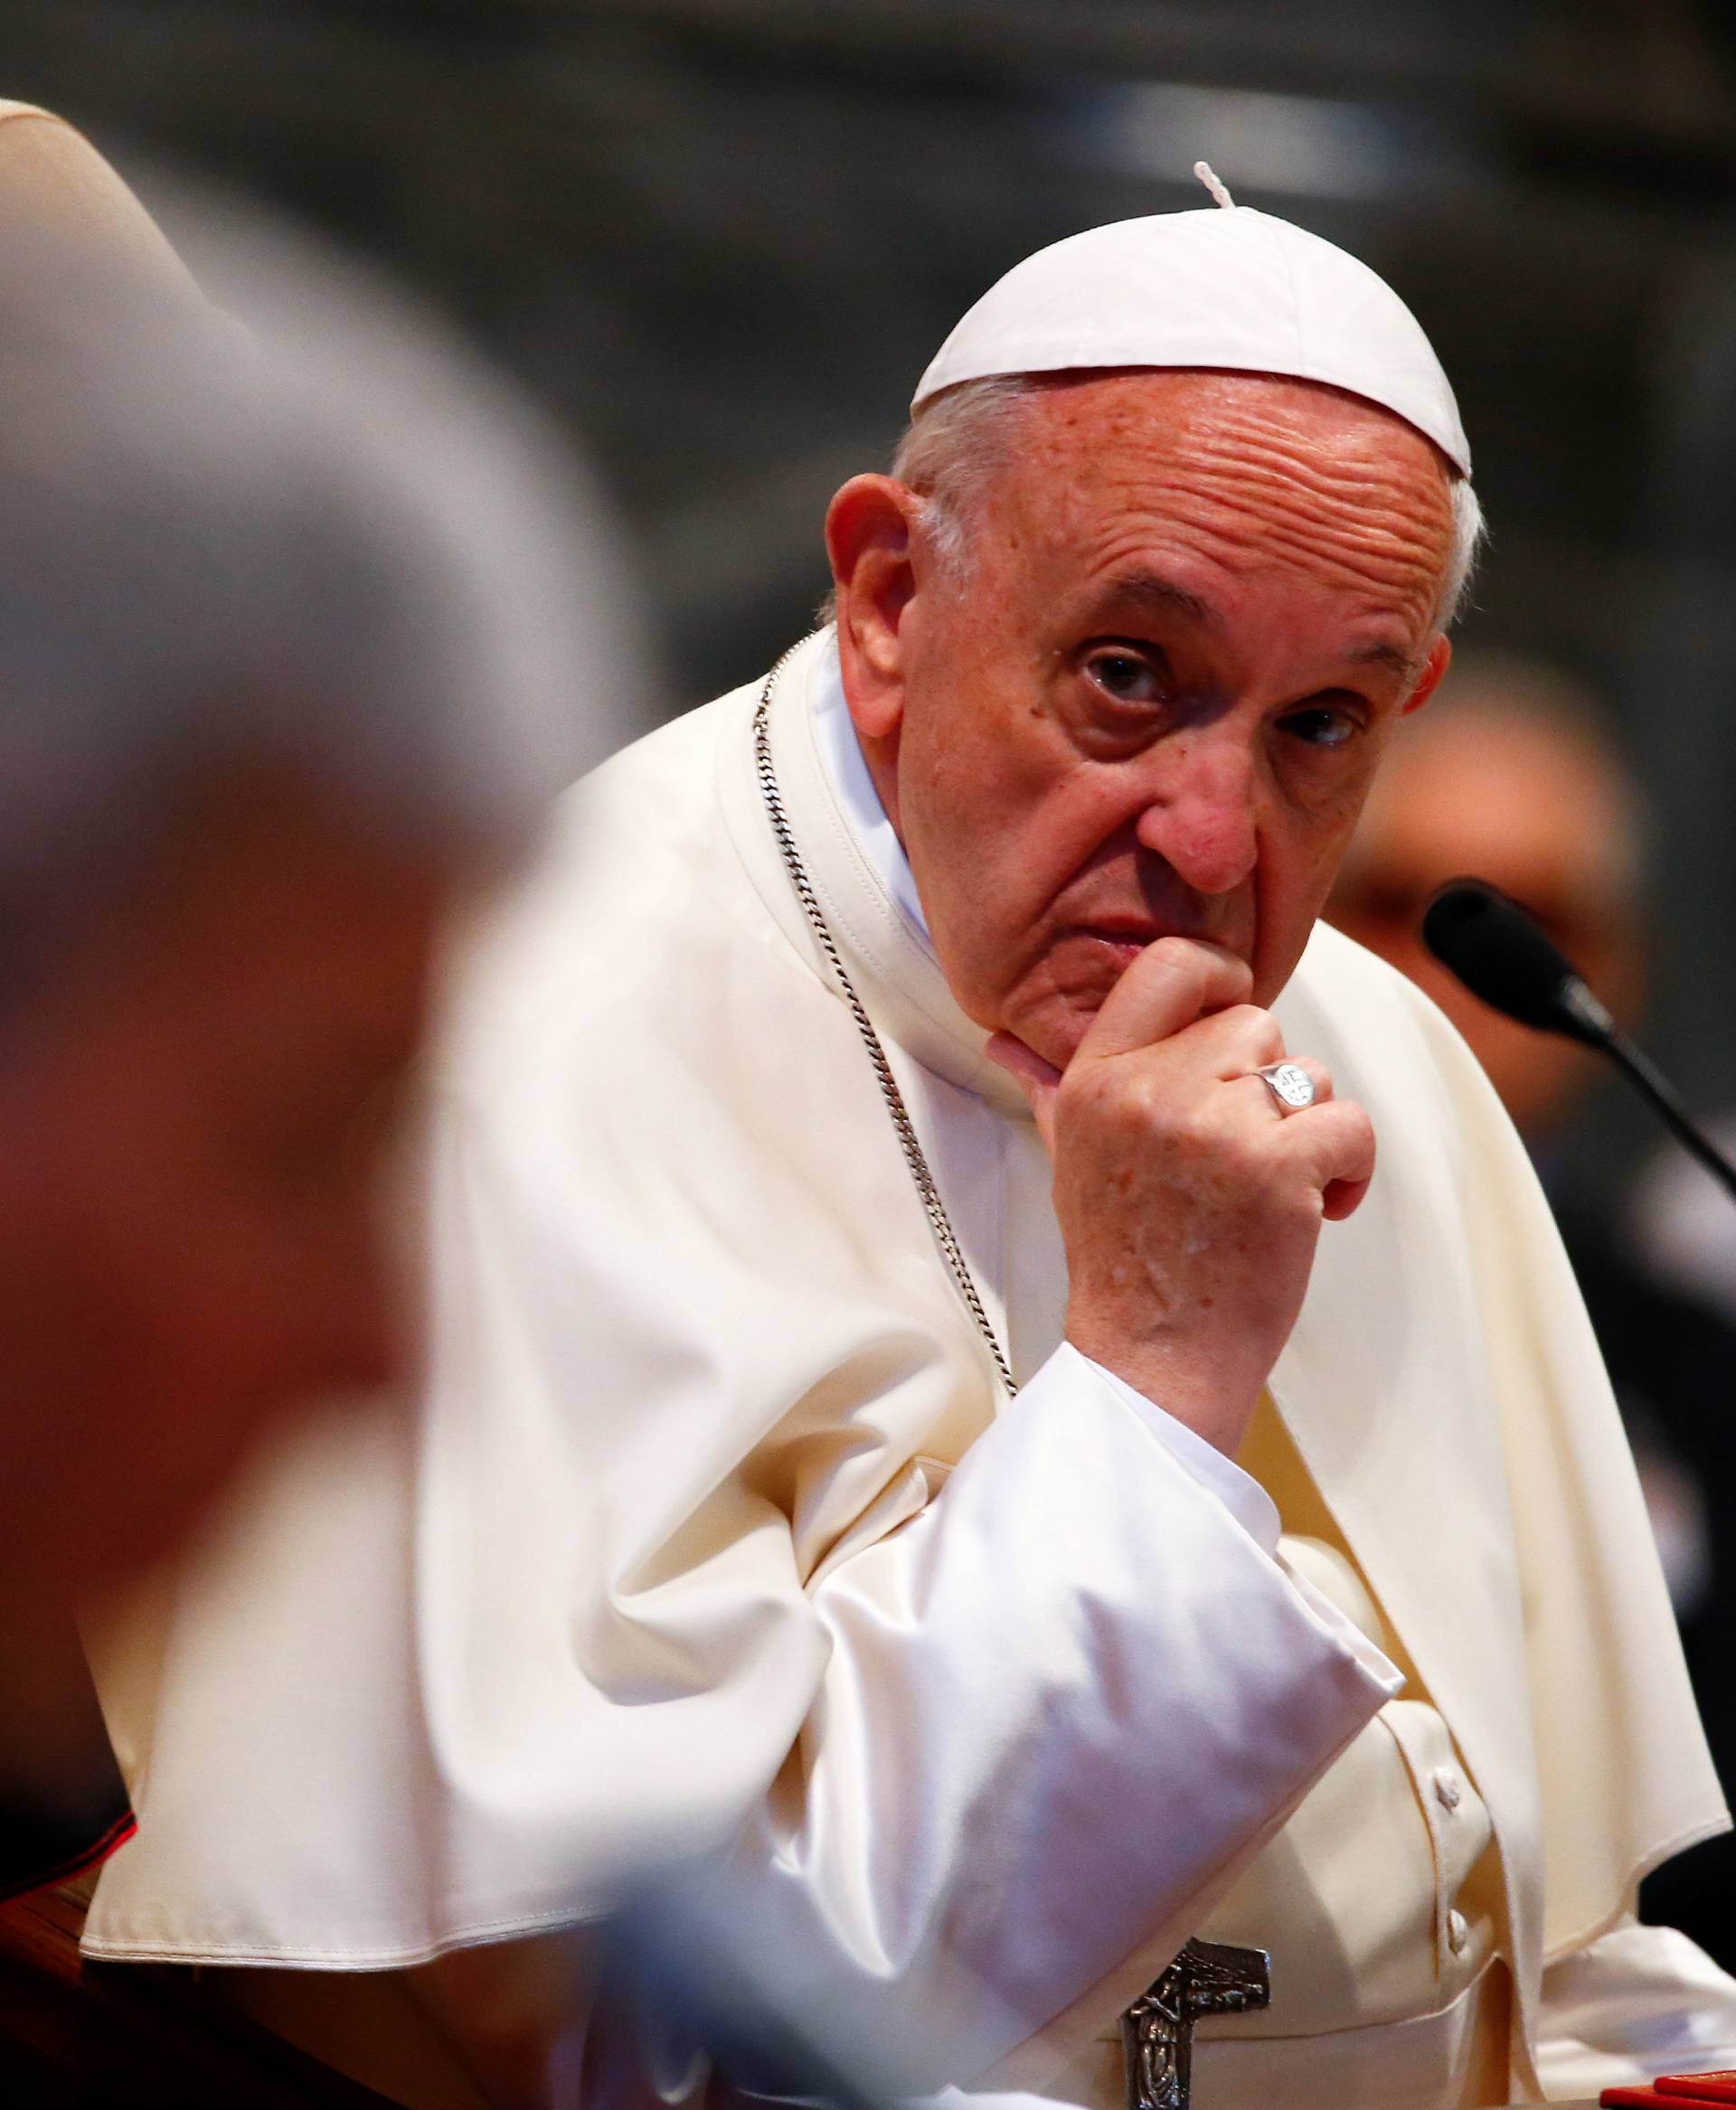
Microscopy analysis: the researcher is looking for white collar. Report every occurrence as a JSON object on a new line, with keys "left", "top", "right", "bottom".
{"left": 807, "top": 632, "right": 935, "bottom": 956}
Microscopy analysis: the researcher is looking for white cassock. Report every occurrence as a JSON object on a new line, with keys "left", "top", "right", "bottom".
{"left": 86, "top": 630, "right": 1736, "bottom": 2106}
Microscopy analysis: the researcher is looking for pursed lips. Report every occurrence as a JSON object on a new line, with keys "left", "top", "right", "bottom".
{"left": 1075, "top": 927, "right": 1153, "bottom": 973}
{"left": 1072, "top": 913, "right": 1202, "bottom": 945}
{"left": 1056, "top": 916, "right": 1249, "bottom": 975}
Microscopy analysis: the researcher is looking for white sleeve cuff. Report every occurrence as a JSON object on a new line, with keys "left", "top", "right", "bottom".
{"left": 1040, "top": 1342, "right": 1283, "bottom": 1551}
{"left": 1034, "top": 1342, "right": 1402, "bottom": 1696}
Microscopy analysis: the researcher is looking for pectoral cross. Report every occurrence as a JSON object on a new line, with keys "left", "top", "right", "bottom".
{"left": 1119, "top": 1937, "right": 1270, "bottom": 2110}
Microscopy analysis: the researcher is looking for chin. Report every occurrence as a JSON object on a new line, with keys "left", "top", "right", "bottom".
{"left": 995, "top": 946, "right": 1135, "bottom": 1071}
{"left": 1001, "top": 994, "right": 1101, "bottom": 1074}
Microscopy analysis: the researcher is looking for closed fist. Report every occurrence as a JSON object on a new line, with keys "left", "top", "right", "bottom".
{"left": 990, "top": 936, "right": 1374, "bottom": 1455}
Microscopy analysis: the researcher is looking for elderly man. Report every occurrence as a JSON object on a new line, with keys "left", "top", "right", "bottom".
{"left": 0, "top": 111, "right": 637, "bottom": 1938}
{"left": 85, "top": 179, "right": 1736, "bottom": 2107}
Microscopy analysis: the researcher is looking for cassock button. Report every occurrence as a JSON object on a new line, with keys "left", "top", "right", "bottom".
{"left": 1447, "top": 1908, "right": 1470, "bottom": 1955}
{"left": 1433, "top": 1767, "right": 1463, "bottom": 1813}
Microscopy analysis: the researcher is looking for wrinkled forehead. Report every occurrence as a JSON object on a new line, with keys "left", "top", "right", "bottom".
{"left": 984, "top": 368, "right": 1458, "bottom": 624}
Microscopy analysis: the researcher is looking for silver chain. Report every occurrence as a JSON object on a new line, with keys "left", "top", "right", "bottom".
{"left": 753, "top": 642, "right": 1018, "bottom": 1399}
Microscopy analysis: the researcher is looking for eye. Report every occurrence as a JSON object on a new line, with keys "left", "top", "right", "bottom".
{"left": 1279, "top": 703, "right": 1363, "bottom": 750}
{"left": 1084, "top": 646, "right": 1165, "bottom": 707}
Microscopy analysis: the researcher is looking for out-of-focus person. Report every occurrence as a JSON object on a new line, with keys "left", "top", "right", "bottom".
{"left": 0, "top": 98, "right": 209, "bottom": 1908}
{"left": 1326, "top": 653, "right": 1646, "bottom": 1144}
{"left": 0, "top": 107, "right": 641, "bottom": 1932}
{"left": 1328, "top": 650, "right": 1736, "bottom": 1973}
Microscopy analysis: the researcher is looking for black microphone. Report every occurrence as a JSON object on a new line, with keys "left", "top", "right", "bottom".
{"left": 1421, "top": 879, "right": 1736, "bottom": 1206}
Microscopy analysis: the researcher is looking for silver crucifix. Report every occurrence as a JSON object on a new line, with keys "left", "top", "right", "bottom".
{"left": 1119, "top": 1936, "right": 1271, "bottom": 2110}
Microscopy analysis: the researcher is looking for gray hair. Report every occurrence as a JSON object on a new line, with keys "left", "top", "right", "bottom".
{"left": 0, "top": 199, "right": 646, "bottom": 948}
{"left": 870, "top": 372, "right": 1485, "bottom": 636}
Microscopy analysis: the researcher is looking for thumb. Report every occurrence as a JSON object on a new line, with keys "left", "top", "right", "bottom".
{"left": 1322, "top": 1173, "right": 1373, "bottom": 1222}
{"left": 987, "top": 1031, "right": 1061, "bottom": 1154}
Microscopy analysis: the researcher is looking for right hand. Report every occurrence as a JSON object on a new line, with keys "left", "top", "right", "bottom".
{"left": 988, "top": 937, "right": 1375, "bottom": 1456}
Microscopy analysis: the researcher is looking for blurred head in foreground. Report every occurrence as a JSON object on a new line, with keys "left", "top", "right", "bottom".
{"left": 1327, "top": 654, "right": 1646, "bottom": 1142}
{"left": 0, "top": 195, "right": 641, "bottom": 1638}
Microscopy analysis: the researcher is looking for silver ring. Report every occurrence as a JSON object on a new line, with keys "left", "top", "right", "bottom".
{"left": 1253, "top": 1060, "right": 1316, "bottom": 1115}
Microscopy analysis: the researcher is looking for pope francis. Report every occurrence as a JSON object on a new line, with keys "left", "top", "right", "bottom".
{"left": 84, "top": 174, "right": 1736, "bottom": 2108}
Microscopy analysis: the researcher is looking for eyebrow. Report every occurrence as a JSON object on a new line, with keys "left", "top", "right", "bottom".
{"left": 1091, "top": 569, "right": 1222, "bottom": 630}
{"left": 1348, "top": 638, "right": 1423, "bottom": 683}
{"left": 1095, "top": 567, "right": 1422, "bottom": 685}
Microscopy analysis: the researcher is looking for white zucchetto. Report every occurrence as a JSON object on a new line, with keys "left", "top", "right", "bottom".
{"left": 913, "top": 167, "right": 1470, "bottom": 476}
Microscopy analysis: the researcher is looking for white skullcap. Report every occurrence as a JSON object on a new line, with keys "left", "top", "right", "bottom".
{"left": 913, "top": 168, "right": 1469, "bottom": 476}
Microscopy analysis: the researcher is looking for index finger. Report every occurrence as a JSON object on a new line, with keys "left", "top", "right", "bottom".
{"left": 1076, "top": 936, "right": 1254, "bottom": 1062}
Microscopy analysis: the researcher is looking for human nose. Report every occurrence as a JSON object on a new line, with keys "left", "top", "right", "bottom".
{"left": 1132, "top": 733, "right": 1260, "bottom": 896}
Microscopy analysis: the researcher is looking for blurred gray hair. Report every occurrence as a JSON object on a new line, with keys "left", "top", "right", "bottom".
{"left": 860, "top": 372, "right": 1484, "bottom": 634}
{"left": 0, "top": 199, "right": 646, "bottom": 938}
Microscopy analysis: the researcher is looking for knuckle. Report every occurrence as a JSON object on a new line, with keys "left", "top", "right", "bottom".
{"left": 1064, "top": 1058, "right": 1157, "bottom": 1137}
{"left": 1156, "top": 1092, "right": 1216, "bottom": 1159}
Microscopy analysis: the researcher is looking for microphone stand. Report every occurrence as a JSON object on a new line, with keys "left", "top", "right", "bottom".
{"left": 1600, "top": 1029, "right": 1736, "bottom": 1206}
{"left": 1550, "top": 973, "right": 1736, "bottom": 1204}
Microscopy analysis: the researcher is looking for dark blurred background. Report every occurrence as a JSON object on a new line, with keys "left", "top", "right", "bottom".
{"left": 11, "top": 0, "right": 1736, "bottom": 1945}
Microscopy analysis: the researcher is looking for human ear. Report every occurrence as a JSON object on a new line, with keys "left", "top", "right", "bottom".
{"left": 825, "top": 475, "right": 919, "bottom": 740}
{"left": 1401, "top": 636, "right": 1453, "bottom": 717}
